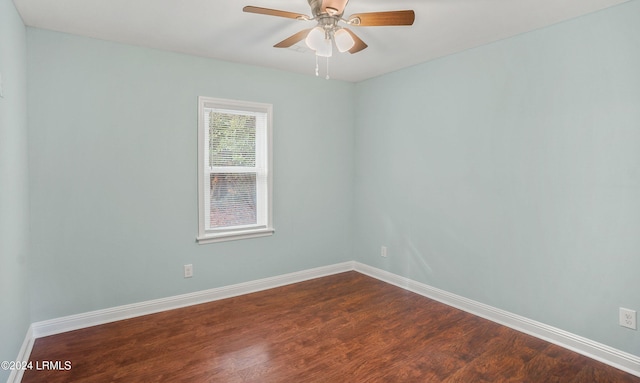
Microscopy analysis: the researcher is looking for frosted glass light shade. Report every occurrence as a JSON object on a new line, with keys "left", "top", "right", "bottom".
{"left": 334, "top": 29, "right": 355, "bottom": 53}
{"left": 305, "top": 27, "right": 325, "bottom": 51}
{"left": 315, "top": 38, "right": 332, "bottom": 57}
{"left": 306, "top": 26, "right": 332, "bottom": 57}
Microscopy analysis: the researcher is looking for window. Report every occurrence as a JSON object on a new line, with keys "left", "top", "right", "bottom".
{"left": 197, "top": 97, "right": 273, "bottom": 243}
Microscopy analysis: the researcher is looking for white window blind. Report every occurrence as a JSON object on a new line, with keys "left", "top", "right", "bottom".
{"left": 197, "top": 97, "right": 273, "bottom": 243}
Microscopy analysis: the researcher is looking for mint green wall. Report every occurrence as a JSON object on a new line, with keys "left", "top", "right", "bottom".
{"left": 354, "top": 1, "right": 640, "bottom": 356}
{"left": 0, "top": 0, "right": 29, "bottom": 380}
{"left": 27, "top": 28, "right": 355, "bottom": 322}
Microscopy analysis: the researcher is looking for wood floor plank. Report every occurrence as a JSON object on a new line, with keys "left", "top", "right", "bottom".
{"left": 22, "top": 271, "right": 640, "bottom": 382}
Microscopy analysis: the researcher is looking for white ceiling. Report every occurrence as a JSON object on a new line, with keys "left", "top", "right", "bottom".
{"left": 14, "top": 0, "right": 629, "bottom": 82}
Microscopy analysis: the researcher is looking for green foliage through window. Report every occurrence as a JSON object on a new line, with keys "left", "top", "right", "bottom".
{"left": 209, "top": 112, "right": 256, "bottom": 167}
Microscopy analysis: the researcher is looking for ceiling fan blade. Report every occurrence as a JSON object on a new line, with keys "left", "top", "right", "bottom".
{"left": 348, "top": 10, "right": 415, "bottom": 26}
{"left": 243, "top": 6, "right": 309, "bottom": 20}
{"left": 343, "top": 28, "right": 367, "bottom": 54}
{"left": 321, "top": 0, "right": 349, "bottom": 15}
{"left": 274, "top": 28, "right": 313, "bottom": 48}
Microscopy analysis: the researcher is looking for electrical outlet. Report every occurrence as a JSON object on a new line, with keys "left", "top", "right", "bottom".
{"left": 381, "top": 246, "right": 388, "bottom": 257}
{"left": 619, "top": 308, "right": 637, "bottom": 330}
{"left": 184, "top": 264, "right": 193, "bottom": 278}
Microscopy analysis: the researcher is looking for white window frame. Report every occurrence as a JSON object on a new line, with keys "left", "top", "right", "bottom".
{"left": 197, "top": 97, "right": 274, "bottom": 244}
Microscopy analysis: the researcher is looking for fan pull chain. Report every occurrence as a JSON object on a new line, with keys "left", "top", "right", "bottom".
{"left": 326, "top": 56, "right": 330, "bottom": 80}
{"left": 313, "top": 54, "right": 330, "bottom": 80}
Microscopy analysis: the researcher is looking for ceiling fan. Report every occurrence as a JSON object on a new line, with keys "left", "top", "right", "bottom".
{"left": 243, "top": 0, "right": 415, "bottom": 57}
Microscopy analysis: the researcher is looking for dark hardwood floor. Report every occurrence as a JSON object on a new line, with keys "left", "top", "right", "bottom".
{"left": 23, "top": 271, "right": 640, "bottom": 382}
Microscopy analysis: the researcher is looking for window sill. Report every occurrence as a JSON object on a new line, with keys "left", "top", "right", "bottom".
{"left": 197, "top": 227, "right": 275, "bottom": 244}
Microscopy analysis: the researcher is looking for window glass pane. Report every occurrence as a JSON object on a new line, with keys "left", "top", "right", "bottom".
{"left": 209, "top": 173, "right": 257, "bottom": 228}
{"left": 208, "top": 112, "right": 256, "bottom": 167}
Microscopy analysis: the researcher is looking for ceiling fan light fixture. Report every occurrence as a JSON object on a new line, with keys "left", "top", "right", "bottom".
{"left": 305, "top": 26, "right": 325, "bottom": 51}
{"left": 315, "top": 37, "right": 333, "bottom": 57}
{"left": 334, "top": 28, "right": 355, "bottom": 53}
{"left": 306, "top": 26, "right": 332, "bottom": 57}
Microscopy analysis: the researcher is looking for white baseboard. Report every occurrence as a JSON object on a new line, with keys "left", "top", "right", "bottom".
{"left": 353, "top": 261, "right": 640, "bottom": 378}
{"left": 31, "top": 261, "right": 355, "bottom": 338}
{"left": 6, "top": 325, "right": 35, "bottom": 383}
{"left": 17, "top": 260, "right": 639, "bottom": 380}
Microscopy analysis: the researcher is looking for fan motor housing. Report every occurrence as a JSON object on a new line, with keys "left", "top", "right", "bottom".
{"left": 308, "top": 0, "right": 345, "bottom": 18}
{"left": 308, "top": 0, "right": 322, "bottom": 16}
